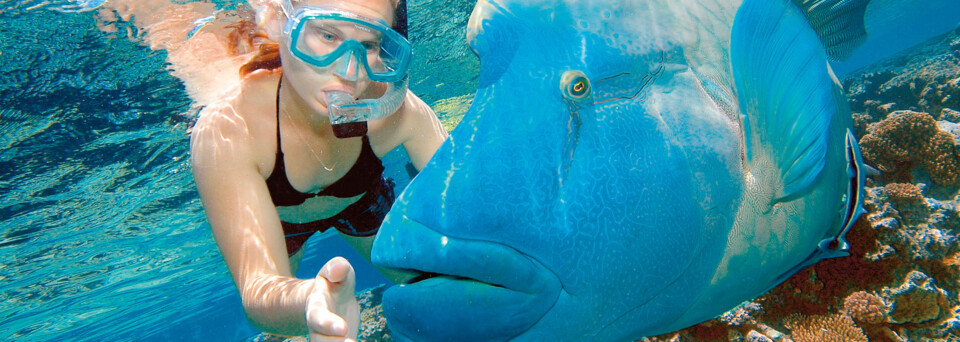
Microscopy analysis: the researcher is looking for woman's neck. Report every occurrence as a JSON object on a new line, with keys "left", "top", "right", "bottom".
{"left": 278, "top": 77, "right": 333, "bottom": 136}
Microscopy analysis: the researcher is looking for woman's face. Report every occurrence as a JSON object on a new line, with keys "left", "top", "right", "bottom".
{"left": 279, "top": 0, "right": 395, "bottom": 116}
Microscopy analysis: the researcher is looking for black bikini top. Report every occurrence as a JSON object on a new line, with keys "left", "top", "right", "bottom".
{"left": 266, "top": 79, "right": 385, "bottom": 207}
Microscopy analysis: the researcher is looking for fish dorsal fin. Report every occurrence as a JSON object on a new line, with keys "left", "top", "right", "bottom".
{"left": 791, "top": 0, "right": 871, "bottom": 60}
{"left": 731, "top": 0, "right": 851, "bottom": 201}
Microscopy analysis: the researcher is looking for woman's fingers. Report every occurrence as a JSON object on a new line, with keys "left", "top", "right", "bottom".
{"left": 306, "top": 257, "right": 360, "bottom": 342}
{"left": 305, "top": 304, "right": 348, "bottom": 336}
{"left": 319, "top": 256, "right": 355, "bottom": 288}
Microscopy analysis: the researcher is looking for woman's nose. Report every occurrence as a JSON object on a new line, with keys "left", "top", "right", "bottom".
{"left": 332, "top": 50, "right": 362, "bottom": 82}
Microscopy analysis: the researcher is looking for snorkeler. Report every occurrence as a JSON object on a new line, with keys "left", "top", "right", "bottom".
{"left": 188, "top": 0, "right": 447, "bottom": 340}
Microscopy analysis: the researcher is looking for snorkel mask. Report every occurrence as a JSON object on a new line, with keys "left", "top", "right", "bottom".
{"left": 280, "top": 0, "right": 411, "bottom": 138}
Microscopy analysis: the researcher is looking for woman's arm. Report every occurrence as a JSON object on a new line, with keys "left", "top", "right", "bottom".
{"left": 190, "top": 103, "right": 357, "bottom": 338}
{"left": 395, "top": 91, "right": 449, "bottom": 170}
{"left": 100, "top": 1, "right": 358, "bottom": 338}
{"left": 190, "top": 103, "right": 310, "bottom": 334}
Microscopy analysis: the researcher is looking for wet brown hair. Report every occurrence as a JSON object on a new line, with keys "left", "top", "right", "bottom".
{"left": 227, "top": 19, "right": 282, "bottom": 77}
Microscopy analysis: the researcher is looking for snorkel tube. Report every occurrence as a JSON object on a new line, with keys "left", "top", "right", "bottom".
{"left": 329, "top": 0, "right": 409, "bottom": 138}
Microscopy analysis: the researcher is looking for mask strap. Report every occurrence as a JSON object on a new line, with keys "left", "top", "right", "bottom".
{"left": 279, "top": 0, "right": 295, "bottom": 18}
{"left": 393, "top": 0, "right": 408, "bottom": 38}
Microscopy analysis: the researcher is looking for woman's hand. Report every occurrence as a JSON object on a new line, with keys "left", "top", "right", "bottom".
{"left": 306, "top": 257, "right": 360, "bottom": 342}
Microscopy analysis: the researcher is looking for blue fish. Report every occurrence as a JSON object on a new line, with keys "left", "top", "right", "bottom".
{"left": 372, "top": 0, "right": 869, "bottom": 340}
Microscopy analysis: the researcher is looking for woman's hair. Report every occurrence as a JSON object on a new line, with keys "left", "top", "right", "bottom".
{"left": 231, "top": 24, "right": 281, "bottom": 77}
{"left": 230, "top": 1, "right": 283, "bottom": 77}
{"left": 225, "top": 8, "right": 281, "bottom": 78}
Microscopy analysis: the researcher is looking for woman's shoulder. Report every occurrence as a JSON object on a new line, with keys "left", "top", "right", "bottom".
{"left": 370, "top": 91, "right": 432, "bottom": 132}
{"left": 235, "top": 70, "right": 283, "bottom": 107}
{"left": 194, "top": 70, "right": 280, "bottom": 134}
{"left": 368, "top": 91, "right": 447, "bottom": 156}
{"left": 394, "top": 91, "right": 447, "bottom": 139}
{"left": 189, "top": 99, "right": 253, "bottom": 168}
{"left": 190, "top": 70, "right": 281, "bottom": 170}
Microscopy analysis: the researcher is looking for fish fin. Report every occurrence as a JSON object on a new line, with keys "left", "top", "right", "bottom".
{"left": 791, "top": 0, "right": 871, "bottom": 61}
{"left": 770, "top": 131, "right": 867, "bottom": 285}
{"left": 863, "top": 162, "right": 881, "bottom": 176}
{"left": 733, "top": 0, "right": 845, "bottom": 201}
{"left": 817, "top": 130, "right": 867, "bottom": 254}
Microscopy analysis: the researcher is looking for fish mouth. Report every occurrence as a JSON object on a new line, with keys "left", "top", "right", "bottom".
{"left": 372, "top": 214, "right": 562, "bottom": 341}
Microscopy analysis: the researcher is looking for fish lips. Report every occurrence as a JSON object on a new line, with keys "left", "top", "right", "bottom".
{"left": 372, "top": 214, "right": 562, "bottom": 342}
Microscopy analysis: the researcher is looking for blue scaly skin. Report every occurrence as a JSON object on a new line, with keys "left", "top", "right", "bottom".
{"left": 372, "top": 0, "right": 870, "bottom": 340}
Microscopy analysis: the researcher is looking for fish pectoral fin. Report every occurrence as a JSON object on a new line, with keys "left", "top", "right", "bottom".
{"left": 732, "top": 0, "right": 861, "bottom": 201}
{"left": 820, "top": 129, "right": 868, "bottom": 254}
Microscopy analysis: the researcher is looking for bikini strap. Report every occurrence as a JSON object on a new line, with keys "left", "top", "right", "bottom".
{"left": 275, "top": 75, "right": 283, "bottom": 155}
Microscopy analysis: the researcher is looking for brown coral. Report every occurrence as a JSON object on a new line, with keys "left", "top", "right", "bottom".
{"left": 926, "top": 131, "right": 960, "bottom": 185}
{"left": 859, "top": 110, "right": 960, "bottom": 186}
{"left": 882, "top": 271, "right": 948, "bottom": 324}
{"left": 784, "top": 314, "right": 868, "bottom": 342}
{"left": 843, "top": 291, "right": 890, "bottom": 325}
{"left": 884, "top": 183, "right": 924, "bottom": 204}
{"left": 883, "top": 182, "right": 931, "bottom": 226}
{"left": 860, "top": 111, "right": 937, "bottom": 172}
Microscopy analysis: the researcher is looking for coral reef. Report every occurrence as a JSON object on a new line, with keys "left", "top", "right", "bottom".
{"left": 246, "top": 333, "right": 306, "bottom": 342}
{"left": 844, "top": 27, "right": 960, "bottom": 130}
{"left": 431, "top": 94, "right": 472, "bottom": 132}
{"left": 645, "top": 23, "right": 960, "bottom": 342}
{"left": 882, "top": 271, "right": 950, "bottom": 324}
{"left": 843, "top": 291, "right": 889, "bottom": 325}
{"left": 784, "top": 314, "right": 868, "bottom": 342}
{"left": 357, "top": 285, "right": 392, "bottom": 342}
{"left": 846, "top": 26, "right": 960, "bottom": 187}
{"left": 859, "top": 110, "right": 960, "bottom": 186}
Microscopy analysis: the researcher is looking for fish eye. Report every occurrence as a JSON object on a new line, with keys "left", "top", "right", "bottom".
{"left": 561, "top": 70, "right": 591, "bottom": 101}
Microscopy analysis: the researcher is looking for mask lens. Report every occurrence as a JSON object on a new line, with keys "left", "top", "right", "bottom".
{"left": 296, "top": 20, "right": 345, "bottom": 57}
{"left": 287, "top": 11, "right": 410, "bottom": 81}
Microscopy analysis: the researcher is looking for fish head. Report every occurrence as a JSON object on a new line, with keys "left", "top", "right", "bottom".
{"left": 372, "top": 0, "right": 739, "bottom": 340}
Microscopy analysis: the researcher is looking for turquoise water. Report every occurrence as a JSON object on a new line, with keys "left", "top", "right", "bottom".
{"left": 0, "top": 0, "right": 957, "bottom": 341}
{"left": 0, "top": 0, "right": 476, "bottom": 340}
{"left": 0, "top": 4, "right": 249, "bottom": 341}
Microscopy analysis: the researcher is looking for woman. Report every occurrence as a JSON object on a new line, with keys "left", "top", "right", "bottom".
{"left": 189, "top": 0, "right": 447, "bottom": 339}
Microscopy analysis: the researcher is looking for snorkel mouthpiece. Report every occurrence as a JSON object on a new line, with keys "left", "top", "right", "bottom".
{"left": 328, "top": 91, "right": 369, "bottom": 138}
{"left": 326, "top": 77, "right": 408, "bottom": 139}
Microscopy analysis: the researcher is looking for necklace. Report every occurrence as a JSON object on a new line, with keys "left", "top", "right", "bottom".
{"left": 278, "top": 82, "right": 337, "bottom": 172}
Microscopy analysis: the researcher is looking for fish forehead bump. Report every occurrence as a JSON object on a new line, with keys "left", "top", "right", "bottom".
{"left": 470, "top": 0, "right": 706, "bottom": 56}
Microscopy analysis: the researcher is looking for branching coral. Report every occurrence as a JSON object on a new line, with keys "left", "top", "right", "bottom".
{"left": 859, "top": 110, "right": 960, "bottom": 186}
{"left": 784, "top": 314, "right": 868, "bottom": 342}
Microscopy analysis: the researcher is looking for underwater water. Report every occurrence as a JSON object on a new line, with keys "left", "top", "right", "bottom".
{"left": 0, "top": 0, "right": 957, "bottom": 341}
